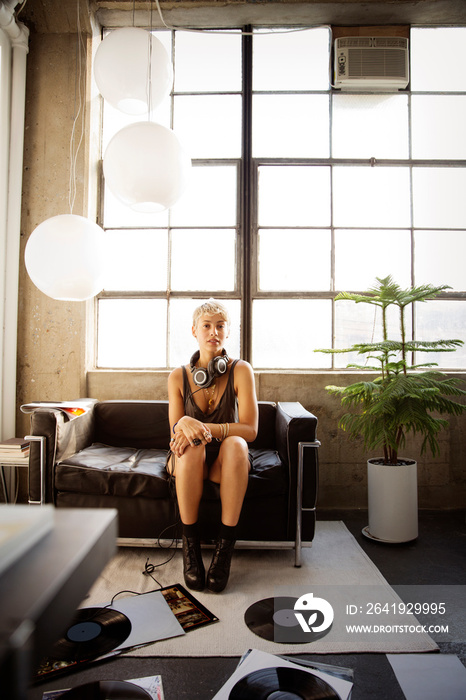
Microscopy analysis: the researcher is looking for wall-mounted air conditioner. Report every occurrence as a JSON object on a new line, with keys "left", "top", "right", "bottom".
{"left": 334, "top": 36, "right": 409, "bottom": 90}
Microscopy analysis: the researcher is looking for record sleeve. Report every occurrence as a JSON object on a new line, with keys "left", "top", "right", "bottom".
{"left": 41, "top": 675, "right": 164, "bottom": 700}
{"left": 229, "top": 666, "right": 340, "bottom": 699}
{"left": 211, "top": 649, "right": 353, "bottom": 700}
{"left": 109, "top": 590, "right": 184, "bottom": 652}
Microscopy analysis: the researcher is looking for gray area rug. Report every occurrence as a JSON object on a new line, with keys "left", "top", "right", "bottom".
{"left": 83, "top": 521, "right": 438, "bottom": 656}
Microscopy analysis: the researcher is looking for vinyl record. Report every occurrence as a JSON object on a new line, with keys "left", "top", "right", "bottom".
{"left": 61, "top": 680, "right": 152, "bottom": 699}
{"left": 52, "top": 607, "right": 132, "bottom": 661}
{"left": 229, "top": 666, "right": 340, "bottom": 700}
{"left": 244, "top": 597, "right": 330, "bottom": 644}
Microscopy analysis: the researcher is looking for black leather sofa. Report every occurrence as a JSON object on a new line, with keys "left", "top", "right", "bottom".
{"left": 26, "top": 399, "right": 320, "bottom": 565}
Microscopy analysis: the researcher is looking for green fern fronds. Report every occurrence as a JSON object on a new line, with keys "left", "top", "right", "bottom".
{"left": 318, "top": 277, "right": 466, "bottom": 465}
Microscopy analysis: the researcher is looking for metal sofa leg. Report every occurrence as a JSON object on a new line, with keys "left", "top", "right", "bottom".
{"left": 24, "top": 435, "right": 46, "bottom": 505}
{"left": 295, "top": 441, "right": 320, "bottom": 567}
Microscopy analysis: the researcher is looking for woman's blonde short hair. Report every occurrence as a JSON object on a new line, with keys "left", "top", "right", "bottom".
{"left": 192, "top": 299, "right": 231, "bottom": 328}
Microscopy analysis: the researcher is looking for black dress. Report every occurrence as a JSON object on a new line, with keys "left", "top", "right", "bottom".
{"left": 182, "top": 359, "right": 240, "bottom": 466}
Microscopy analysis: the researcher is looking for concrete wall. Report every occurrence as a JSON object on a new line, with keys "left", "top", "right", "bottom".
{"left": 16, "top": 14, "right": 466, "bottom": 510}
{"left": 18, "top": 31, "right": 90, "bottom": 430}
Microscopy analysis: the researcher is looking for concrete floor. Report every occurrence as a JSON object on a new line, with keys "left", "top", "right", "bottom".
{"left": 28, "top": 509, "right": 465, "bottom": 699}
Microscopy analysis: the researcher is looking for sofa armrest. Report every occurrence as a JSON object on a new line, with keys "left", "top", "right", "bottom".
{"left": 276, "top": 401, "right": 318, "bottom": 465}
{"left": 275, "top": 402, "right": 320, "bottom": 544}
{"left": 25, "top": 400, "right": 97, "bottom": 504}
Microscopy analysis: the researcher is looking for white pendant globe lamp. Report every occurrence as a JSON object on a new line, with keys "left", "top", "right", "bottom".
{"left": 25, "top": 215, "right": 105, "bottom": 301}
{"left": 103, "top": 121, "right": 191, "bottom": 213}
{"left": 93, "top": 27, "right": 173, "bottom": 115}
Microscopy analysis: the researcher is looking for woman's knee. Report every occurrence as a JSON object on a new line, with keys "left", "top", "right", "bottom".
{"left": 220, "top": 436, "right": 249, "bottom": 463}
{"left": 173, "top": 448, "right": 206, "bottom": 477}
{"left": 224, "top": 434, "right": 247, "bottom": 451}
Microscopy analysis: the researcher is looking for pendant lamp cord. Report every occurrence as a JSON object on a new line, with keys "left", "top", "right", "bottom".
{"left": 147, "top": 0, "right": 154, "bottom": 119}
{"left": 69, "top": 0, "right": 86, "bottom": 215}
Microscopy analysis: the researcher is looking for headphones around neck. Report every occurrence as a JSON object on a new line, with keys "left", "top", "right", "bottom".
{"left": 190, "top": 350, "right": 230, "bottom": 389}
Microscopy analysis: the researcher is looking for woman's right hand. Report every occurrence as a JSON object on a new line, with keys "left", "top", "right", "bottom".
{"left": 171, "top": 416, "right": 212, "bottom": 454}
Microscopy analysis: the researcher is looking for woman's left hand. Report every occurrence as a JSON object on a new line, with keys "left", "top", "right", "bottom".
{"left": 170, "top": 431, "right": 190, "bottom": 457}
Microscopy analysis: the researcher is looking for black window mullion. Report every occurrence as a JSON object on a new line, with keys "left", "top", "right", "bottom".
{"left": 241, "top": 25, "right": 253, "bottom": 362}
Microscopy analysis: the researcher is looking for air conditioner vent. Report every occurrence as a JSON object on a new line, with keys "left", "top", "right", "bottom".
{"left": 334, "top": 36, "right": 409, "bottom": 90}
{"left": 347, "top": 48, "right": 407, "bottom": 78}
{"left": 338, "top": 37, "right": 372, "bottom": 48}
{"left": 372, "top": 37, "right": 408, "bottom": 49}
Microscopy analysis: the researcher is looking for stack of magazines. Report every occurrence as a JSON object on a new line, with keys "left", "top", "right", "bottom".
{"left": 0, "top": 438, "right": 30, "bottom": 463}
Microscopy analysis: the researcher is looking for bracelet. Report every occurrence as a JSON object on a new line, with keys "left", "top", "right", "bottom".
{"left": 172, "top": 421, "right": 178, "bottom": 434}
{"left": 215, "top": 423, "right": 230, "bottom": 442}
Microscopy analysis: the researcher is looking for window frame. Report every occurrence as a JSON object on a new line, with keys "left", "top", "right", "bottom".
{"left": 95, "top": 25, "right": 466, "bottom": 371}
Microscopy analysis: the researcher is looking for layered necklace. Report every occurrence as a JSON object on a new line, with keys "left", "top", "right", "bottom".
{"left": 204, "top": 383, "right": 218, "bottom": 413}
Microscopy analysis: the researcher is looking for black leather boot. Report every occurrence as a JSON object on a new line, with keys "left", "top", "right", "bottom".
{"left": 206, "top": 538, "right": 236, "bottom": 593}
{"left": 182, "top": 535, "right": 205, "bottom": 591}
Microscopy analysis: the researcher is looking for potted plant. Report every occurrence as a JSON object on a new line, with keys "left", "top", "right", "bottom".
{"left": 318, "top": 276, "right": 466, "bottom": 543}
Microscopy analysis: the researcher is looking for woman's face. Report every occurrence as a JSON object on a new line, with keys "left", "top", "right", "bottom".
{"left": 193, "top": 313, "right": 229, "bottom": 354}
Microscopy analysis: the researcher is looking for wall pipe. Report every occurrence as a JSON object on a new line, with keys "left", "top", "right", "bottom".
{"left": 0, "top": 2, "right": 29, "bottom": 444}
{"left": 0, "top": 28, "right": 11, "bottom": 444}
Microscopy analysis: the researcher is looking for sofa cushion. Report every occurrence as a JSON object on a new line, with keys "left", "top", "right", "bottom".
{"left": 55, "top": 443, "right": 286, "bottom": 501}
{"left": 94, "top": 401, "right": 170, "bottom": 449}
{"left": 56, "top": 444, "right": 171, "bottom": 499}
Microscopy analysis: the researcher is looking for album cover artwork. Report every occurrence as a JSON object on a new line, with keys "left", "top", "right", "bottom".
{"left": 160, "top": 583, "right": 219, "bottom": 632}
{"left": 41, "top": 675, "right": 164, "bottom": 700}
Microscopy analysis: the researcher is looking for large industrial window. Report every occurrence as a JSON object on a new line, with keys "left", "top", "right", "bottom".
{"left": 96, "top": 26, "right": 466, "bottom": 370}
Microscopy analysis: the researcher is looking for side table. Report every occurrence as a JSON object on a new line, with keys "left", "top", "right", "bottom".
{"left": 0, "top": 454, "right": 29, "bottom": 503}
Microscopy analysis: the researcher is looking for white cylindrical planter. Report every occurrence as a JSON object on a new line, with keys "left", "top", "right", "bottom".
{"left": 365, "top": 459, "right": 418, "bottom": 543}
